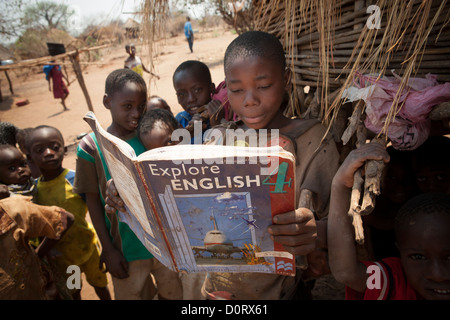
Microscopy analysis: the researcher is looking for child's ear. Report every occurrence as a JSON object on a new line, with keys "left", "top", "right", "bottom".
{"left": 210, "top": 82, "right": 216, "bottom": 94}
{"left": 103, "top": 94, "right": 111, "bottom": 109}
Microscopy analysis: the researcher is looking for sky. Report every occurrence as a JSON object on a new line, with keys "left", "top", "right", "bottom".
{"left": 59, "top": 0, "right": 142, "bottom": 29}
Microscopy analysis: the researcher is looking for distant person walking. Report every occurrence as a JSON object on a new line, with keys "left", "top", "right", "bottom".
{"left": 124, "top": 44, "right": 160, "bottom": 79}
{"left": 43, "top": 62, "right": 69, "bottom": 111}
{"left": 184, "top": 17, "right": 194, "bottom": 53}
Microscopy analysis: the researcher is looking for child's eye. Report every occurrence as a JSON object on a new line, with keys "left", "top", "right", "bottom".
{"left": 8, "top": 166, "right": 17, "bottom": 172}
{"left": 229, "top": 88, "right": 242, "bottom": 93}
{"left": 194, "top": 87, "right": 202, "bottom": 94}
{"left": 409, "top": 253, "right": 426, "bottom": 260}
{"left": 176, "top": 92, "right": 185, "bottom": 98}
{"left": 416, "top": 176, "right": 426, "bottom": 182}
{"left": 258, "top": 84, "right": 271, "bottom": 90}
{"left": 436, "top": 174, "right": 447, "bottom": 181}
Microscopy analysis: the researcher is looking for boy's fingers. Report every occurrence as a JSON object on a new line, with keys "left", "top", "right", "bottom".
{"left": 272, "top": 208, "right": 314, "bottom": 225}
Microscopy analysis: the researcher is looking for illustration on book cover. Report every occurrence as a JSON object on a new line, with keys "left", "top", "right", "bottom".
{"left": 151, "top": 157, "right": 296, "bottom": 275}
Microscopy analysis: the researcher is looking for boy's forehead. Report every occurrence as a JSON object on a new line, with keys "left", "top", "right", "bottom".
{"left": 225, "top": 56, "right": 283, "bottom": 77}
{"left": 174, "top": 66, "right": 210, "bottom": 84}
{"left": 30, "top": 128, "right": 64, "bottom": 144}
{"left": 0, "top": 147, "right": 23, "bottom": 163}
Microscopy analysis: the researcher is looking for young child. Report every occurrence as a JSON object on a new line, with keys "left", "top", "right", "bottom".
{"left": 201, "top": 30, "right": 340, "bottom": 300}
{"left": 146, "top": 95, "right": 173, "bottom": 115}
{"left": 363, "top": 146, "right": 419, "bottom": 260}
{"left": 124, "top": 44, "right": 160, "bottom": 80}
{"left": 0, "top": 144, "right": 36, "bottom": 198}
{"left": 172, "top": 60, "right": 228, "bottom": 141}
{"left": 43, "top": 61, "right": 69, "bottom": 111}
{"left": 137, "top": 108, "right": 180, "bottom": 150}
{"left": 0, "top": 195, "right": 75, "bottom": 299}
{"left": 328, "top": 142, "right": 450, "bottom": 300}
{"left": 106, "top": 31, "right": 340, "bottom": 300}
{"left": 27, "top": 125, "right": 111, "bottom": 300}
{"left": 73, "top": 68, "right": 182, "bottom": 300}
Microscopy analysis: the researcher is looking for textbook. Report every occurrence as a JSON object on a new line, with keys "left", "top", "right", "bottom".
{"left": 84, "top": 112, "right": 297, "bottom": 276}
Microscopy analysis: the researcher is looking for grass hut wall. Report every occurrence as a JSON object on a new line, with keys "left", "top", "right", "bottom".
{"left": 251, "top": 0, "right": 450, "bottom": 244}
{"left": 252, "top": 0, "right": 450, "bottom": 148}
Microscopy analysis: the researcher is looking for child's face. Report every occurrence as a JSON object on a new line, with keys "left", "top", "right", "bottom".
{"left": 28, "top": 128, "right": 65, "bottom": 173}
{"left": 139, "top": 121, "right": 177, "bottom": 150}
{"left": 415, "top": 166, "right": 450, "bottom": 194}
{"left": 225, "top": 56, "right": 290, "bottom": 130}
{"left": 126, "top": 45, "right": 136, "bottom": 55}
{"left": 173, "top": 68, "right": 214, "bottom": 115}
{"left": 104, "top": 81, "right": 147, "bottom": 137}
{"left": 397, "top": 212, "right": 450, "bottom": 300}
{"left": 0, "top": 146, "right": 31, "bottom": 185}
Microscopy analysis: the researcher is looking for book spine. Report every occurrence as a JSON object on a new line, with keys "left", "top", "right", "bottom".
{"left": 135, "top": 161, "right": 179, "bottom": 272}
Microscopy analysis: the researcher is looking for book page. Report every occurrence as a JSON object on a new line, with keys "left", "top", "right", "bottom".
{"left": 103, "top": 148, "right": 154, "bottom": 238}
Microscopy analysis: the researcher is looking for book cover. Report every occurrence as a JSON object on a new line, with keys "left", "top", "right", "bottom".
{"left": 84, "top": 111, "right": 297, "bottom": 276}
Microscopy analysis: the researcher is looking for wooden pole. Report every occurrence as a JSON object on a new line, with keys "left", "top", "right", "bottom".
{"left": 69, "top": 51, "right": 94, "bottom": 112}
{"left": 4, "top": 70, "right": 14, "bottom": 94}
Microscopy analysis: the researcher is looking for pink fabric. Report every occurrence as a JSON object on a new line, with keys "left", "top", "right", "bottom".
{"left": 211, "top": 81, "right": 236, "bottom": 121}
{"left": 353, "top": 73, "right": 450, "bottom": 150}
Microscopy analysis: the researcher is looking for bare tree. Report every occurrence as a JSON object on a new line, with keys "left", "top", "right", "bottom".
{"left": 0, "top": 0, "right": 24, "bottom": 41}
{"left": 22, "top": 1, "right": 75, "bottom": 31}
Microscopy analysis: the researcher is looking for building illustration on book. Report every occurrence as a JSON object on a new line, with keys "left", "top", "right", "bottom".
{"left": 84, "top": 111, "right": 297, "bottom": 276}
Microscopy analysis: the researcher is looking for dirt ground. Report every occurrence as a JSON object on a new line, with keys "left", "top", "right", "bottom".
{"left": 0, "top": 29, "right": 344, "bottom": 300}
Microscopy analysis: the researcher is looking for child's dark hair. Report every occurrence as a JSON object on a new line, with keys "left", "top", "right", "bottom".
{"left": 395, "top": 192, "right": 450, "bottom": 232}
{"left": 138, "top": 108, "right": 179, "bottom": 140}
{"left": 26, "top": 125, "right": 65, "bottom": 153}
{"left": 173, "top": 60, "right": 212, "bottom": 84}
{"left": 0, "top": 122, "right": 18, "bottom": 146}
{"left": 224, "top": 30, "right": 286, "bottom": 73}
{"left": 105, "top": 68, "right": 147, "bottom": 97}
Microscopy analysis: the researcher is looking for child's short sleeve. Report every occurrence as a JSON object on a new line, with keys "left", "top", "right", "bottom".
{"left": 345, "top": 258, "right": 420, "bottom": 300}
{"left": 73, "top": 134, "right": 104, "bottom": 195}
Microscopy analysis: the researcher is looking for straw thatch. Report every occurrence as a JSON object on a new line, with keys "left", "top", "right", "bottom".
{"left": 252, "top": 0, "right": 450, "bottom": 128}
{"left": 249, "top": 0, "right": 449, "bottom": 243}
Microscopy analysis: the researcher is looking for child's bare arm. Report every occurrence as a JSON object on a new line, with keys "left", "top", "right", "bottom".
{"left": 86, "top": 192, "right": 129, "bottom": 279}
{"left": 328, "top": 143, "right": 389, "bottom": 292}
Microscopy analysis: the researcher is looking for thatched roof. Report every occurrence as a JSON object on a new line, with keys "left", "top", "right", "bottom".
{"left": 124, "top": 18, "right": 140, "bottom": 29}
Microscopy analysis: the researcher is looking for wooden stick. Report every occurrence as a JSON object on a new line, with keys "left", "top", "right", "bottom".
{"left": 429, "top": 102, "right": 450, "bottom": 120}
{"left": 341, "top": 100, "right": 365, "bottom": 145}
{"left": 360, "top": 136, "right": 387, "bottom": 216}
{"left": 69, "top": 52, "right": 94, "bottom": 112}
{"left": 347, "top": 111, "right": 367, "bottom": 244}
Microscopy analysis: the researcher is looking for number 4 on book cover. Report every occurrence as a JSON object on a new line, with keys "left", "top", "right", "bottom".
{"left": 84, "top": 112, "right": 297, "bottom": 276}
